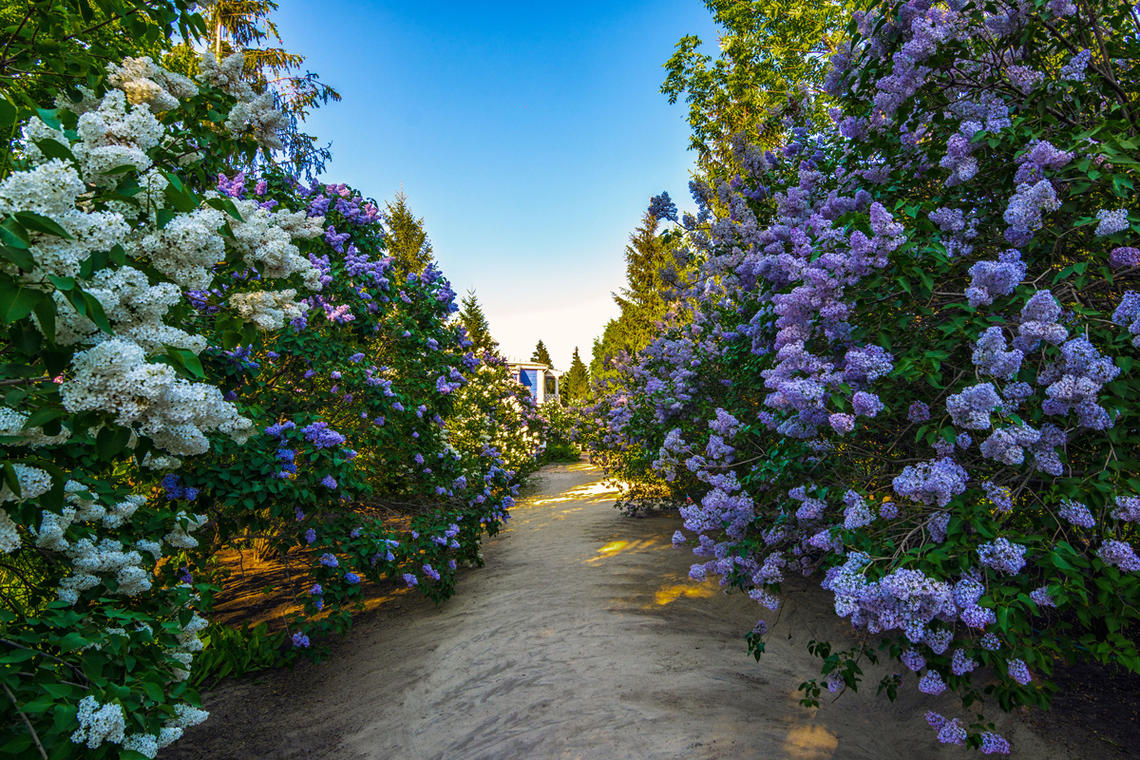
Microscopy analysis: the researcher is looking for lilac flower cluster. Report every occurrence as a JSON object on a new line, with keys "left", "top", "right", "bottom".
{"left": 977, "top": 538, "right": 1027, "bottom": 575}
{"left": 965, "top": 250, "right": 1025, "bottom": 307}
{"left": 301, "top": 421, "right": 347, "bottom": 449}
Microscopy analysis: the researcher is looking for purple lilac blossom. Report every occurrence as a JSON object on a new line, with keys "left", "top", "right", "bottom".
{"left": 951, "top": 649, "right": 977, "bottom": 675}
{"left": 1097, "top": 540, "right": 1140, "bottom": 572}
{"left": 946, "top": 383, "right": 1001, "bottom": 430}
{"left": 1110, "top": 247, "right": 1140, "bottom": 269}
{"left": 977, "top": 538, "right": 1027, "bottom": 575}
{"left": 980, "top": 732, "right": 1011, "bottom": 755}
{"left": 907, "top": 401, "right": 930, "bottom": 422}
{"left": 1095, "top": 209, "right": 1129, "bottom": 237}
{"left": 1006, "top": 658, "right": 1031, "bottom": 685}
{"left": 1029, "top": 586, "right": 1055, "bottom": 608}
{"left": 893, "top": 457, "right": 968, "bottom": 507}
{"left": 1111, "top": 496, "right": 1140, "bottom": 522}
{"left": 918, "top": 669, "right": 947, "bottom": 695}
{"left": 966, "top": 250, "right": 1025, "bottom": 307}
{"left": 1112, "top": 291, "right": 1140, "bottom": 347}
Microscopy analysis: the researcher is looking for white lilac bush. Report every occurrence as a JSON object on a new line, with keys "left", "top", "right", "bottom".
{"left": 590, "top": 0, "right": 1140, "bottom": 752}
{"left": 0, "top": 51, "right": 539, "bottom": 758}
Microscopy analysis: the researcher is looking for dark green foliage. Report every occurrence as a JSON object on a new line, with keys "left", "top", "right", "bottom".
{"left": 458, "top": 289, "right": 498, "bottom": 356}
{"left": 0, "top": 0, "right": 203, "bottom": 106}
{"left": 563, "top": 347, "right": 589, "bottom": 402}
{"left": 384, "top": 192, "right": 434, "bottom": 280}
{"left": 531, "top": 340, "right": 553, "bottom": 366}
{"left": 591, "top": 212, "right": 688, "bottom": 392}
{"left": 661, "top": 0, "right": 854, "bottom": 174}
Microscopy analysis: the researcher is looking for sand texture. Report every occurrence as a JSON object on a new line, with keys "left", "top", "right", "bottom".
{"left": 167, "top": 462, "right": 1114, "bottom": 759}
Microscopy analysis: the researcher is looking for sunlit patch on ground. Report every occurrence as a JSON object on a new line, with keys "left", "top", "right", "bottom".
{"left": 527, "top": 479, "right": 623, "bottom": 508}
{"left": 583, "top": 537, "right": 665, "bottom": 565}
{"left": 651, "top": 579, "right": 719, "bottom": 607}
{"left": 780, "top": 723, "right": 838, "bottom": 759}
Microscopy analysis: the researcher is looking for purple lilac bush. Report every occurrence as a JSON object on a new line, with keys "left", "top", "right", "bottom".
{"left": 586, "top": 0, "right": 1140, "bottom": 751}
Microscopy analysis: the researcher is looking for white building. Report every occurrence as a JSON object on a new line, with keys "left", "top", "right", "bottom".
{"left": 508, "top": 361, "right": 561, "bottom": 404}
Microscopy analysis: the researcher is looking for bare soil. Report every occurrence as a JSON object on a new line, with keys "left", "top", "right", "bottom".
{"left": 167, "top": 462, "right": 1128, "bottom": 760}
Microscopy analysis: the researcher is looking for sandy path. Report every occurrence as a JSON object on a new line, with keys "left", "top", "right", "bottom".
{"left": 169, "top": 462, "right": 1101, "bottom": 759}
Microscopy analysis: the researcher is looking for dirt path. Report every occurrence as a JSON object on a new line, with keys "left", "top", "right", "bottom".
{"left": 169, "top": 462, "right": 1107, "bottom": 759}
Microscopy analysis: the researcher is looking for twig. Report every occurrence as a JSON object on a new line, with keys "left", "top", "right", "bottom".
{"left": 1, "top": 681, "right": 47, "bottom": 759}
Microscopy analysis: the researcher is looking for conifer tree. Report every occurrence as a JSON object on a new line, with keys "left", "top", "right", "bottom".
{"left": 591, "top": 210, "right": 686, "bottom": 389}
{"left": 384, "top": 192, "right": 434, "bottom": 280}
{"left": 564, "top": 347, "right": 590, "bottom": 401}
{"left": 459, "top": 290, "right": 498, "bottom": 356}
{"left": 531, "top": 340, "right": 553, "bottom": 367}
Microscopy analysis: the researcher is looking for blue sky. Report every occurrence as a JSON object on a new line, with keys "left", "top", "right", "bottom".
{"left": 273, "top": 2, "right": 719, "bottom": 369}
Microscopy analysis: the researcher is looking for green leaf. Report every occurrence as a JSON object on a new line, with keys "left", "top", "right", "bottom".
{"left": 95, "top": 426, "right": 131, "bottom": 461}
{"left": 23, "top": 407, "right": 63, "bottom": 430}
{"left": 206, "top": 196, "right": 245, "bottom": 221}
{"left": 0, "top": 244, "right": 35, "bottom": 271}
{"left": 0, "top": 98, "right": 16, "bottom": 131}
{"left": 0, "top": 219, "right": 30, "bottom": 249}
{"left": 0, "top": 283, "right": 43, "bottom": 323}
{"left": 35, "top": 109, "right": 62, "bottom": 131}
{"left": 12, "top": 212, "right": 71, "bottom": 240}
{"left": 140, "top": 681, "right": 164, "bottom": 703}
{"left": 31, "top": 138, "right": 74, "bottom": 162}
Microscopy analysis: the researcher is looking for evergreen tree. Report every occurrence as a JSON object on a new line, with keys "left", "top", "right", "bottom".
{"left": 591, "top": 210, "right": 689, "bottom": 390}
{"left": 458, "top": 290, "right": 498, "bottom": 356}
{"left": 531, "top": 340, "right": 553, "bottom": 367}
{"left": 564, "top": 347, "right": 590, "bottom": 401}
{"left": 384, "top": 192, "right": 434, "bottom": 280}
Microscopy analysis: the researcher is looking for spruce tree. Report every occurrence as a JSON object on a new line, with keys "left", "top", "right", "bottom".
{"left": 458, "top": 290, "right": 498, "bottom": 356}
{"left": 384, "top": 192, "right": 434, "bottom": 280}
{"left": 531, "top": 340, "right": 553, "bottom": 367}
{"left": 564, "top": 347, "right": 590, "bottom": 401}
{"left": 592, "top": 210, "right": 687, "bottom": 390}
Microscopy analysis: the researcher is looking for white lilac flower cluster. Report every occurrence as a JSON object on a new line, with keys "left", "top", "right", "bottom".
{"left": 0, "top": 55, "right": 325, "bottom": 458}
{"left": 107, "top": 56, "right": 198, "bottom": 112}
{"left": 200, "top": 52, "right": 286, "bottom": 150}
{"left": 32, "top": 481, "right": 204, "bottom": 605}
{"left": 73, "top": 695, "right": 208, "bottom": 756}
{"left": 230, "top": 288, "right": 306, "bottom": 330}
